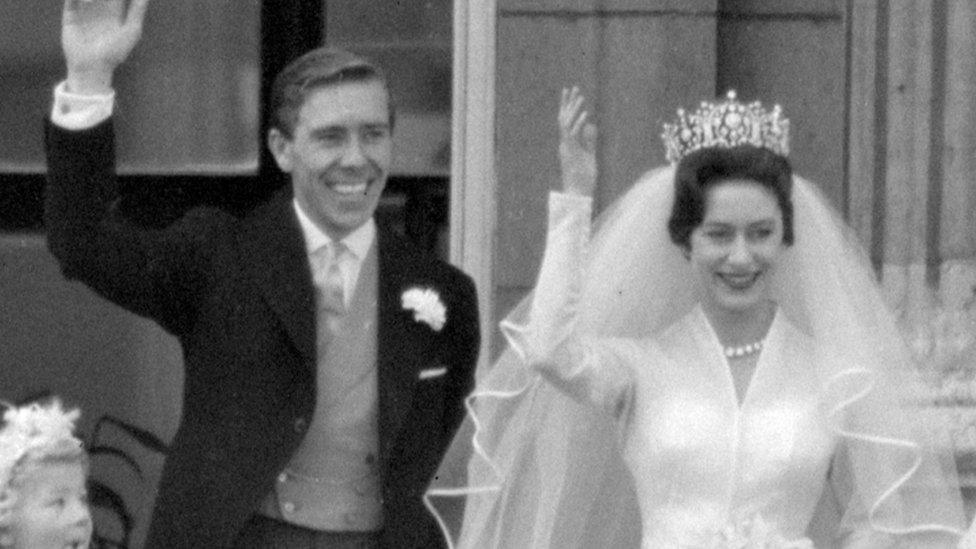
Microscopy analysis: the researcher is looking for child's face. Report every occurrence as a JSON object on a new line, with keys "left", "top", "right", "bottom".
{"left": 6, "top": 461, "right": 91, "bottom": 549}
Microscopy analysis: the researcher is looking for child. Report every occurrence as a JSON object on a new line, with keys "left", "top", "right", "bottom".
{"left": 0, "top": 399, "right": 92, "bottom": 549}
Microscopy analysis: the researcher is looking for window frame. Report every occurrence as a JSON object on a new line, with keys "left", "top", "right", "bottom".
{"left": 0, "top": 0, "right": 448, "bottom": 249}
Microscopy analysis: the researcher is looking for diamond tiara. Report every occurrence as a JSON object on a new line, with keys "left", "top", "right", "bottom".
{"left": 661, "top": 90, "right": 790, "bottom": 164}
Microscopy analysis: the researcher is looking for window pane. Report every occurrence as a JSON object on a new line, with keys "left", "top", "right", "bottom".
{"left": 326, "top": 0, "right": 452, "bottom": 177}
{"left": 0, "top": 1, "right": 260, "bottom": 175}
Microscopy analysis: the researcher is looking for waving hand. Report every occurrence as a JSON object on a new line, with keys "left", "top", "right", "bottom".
{"left": 558, "top": 87, "right": 598, "bottom": 197}
{"left": 62, "top": 0, "right": 151, "bottom": 94}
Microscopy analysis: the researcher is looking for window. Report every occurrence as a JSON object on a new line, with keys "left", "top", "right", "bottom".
{"left": 1, "top": 2, "right": 260, "bottom": 175}
{"left": 0, "top": 1, "right": 451, "bottom": 261}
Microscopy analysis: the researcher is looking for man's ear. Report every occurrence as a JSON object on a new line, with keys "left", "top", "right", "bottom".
{"left": 267, "top": 128, "right": 293, "bottom": 173}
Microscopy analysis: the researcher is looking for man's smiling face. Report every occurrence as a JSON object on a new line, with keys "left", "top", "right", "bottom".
{"left": 270, "top": 79, "right": 392, "bottom": 239}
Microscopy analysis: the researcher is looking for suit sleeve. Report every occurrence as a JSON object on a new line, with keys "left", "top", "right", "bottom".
{"left": 43, "top": 118, "right": 216, "bottom": 333}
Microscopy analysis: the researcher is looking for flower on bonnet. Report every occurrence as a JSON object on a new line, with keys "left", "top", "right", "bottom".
{"left": 0, "top": 400, "right": 83, "bottom": 495}
{"left": 401, "top": 287, "right": 447, "bottom": 331}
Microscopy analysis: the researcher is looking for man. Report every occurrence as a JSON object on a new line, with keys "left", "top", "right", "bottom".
{"left": 45, "top": 1, "right": 480, "bottom": 547}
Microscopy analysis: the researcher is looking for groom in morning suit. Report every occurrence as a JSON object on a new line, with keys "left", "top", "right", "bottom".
{"left": 44, "top": 1, "right": 479, "bottom": 547}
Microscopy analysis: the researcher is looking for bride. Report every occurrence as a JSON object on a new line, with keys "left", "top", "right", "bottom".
{"left": 426, "top": 88, "right": 969, "bottom": 547}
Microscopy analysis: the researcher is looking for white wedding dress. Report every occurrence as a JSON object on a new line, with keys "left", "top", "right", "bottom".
{"left": 548, "top": 308, "right": 833, "bottom": 547}
{"left": 511, "top": 192, "right": 841, "bottom": 547}
{"left": 425, "top": 171, "right": 967, "bottom": 549}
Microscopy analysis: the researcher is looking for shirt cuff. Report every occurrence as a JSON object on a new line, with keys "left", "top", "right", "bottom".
{"left": 51, "top": 81, "right": 115, "bottom": 130}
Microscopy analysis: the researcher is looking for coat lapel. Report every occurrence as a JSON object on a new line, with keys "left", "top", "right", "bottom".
{"left": 376, "top": 227, "right": 425, "bottom": 466}
{"left": 236, "top": 193, "right": 317, "bottom": 365}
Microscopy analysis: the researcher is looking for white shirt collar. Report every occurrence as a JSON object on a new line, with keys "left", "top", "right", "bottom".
{"left": 292, "top": 199, "right": 376, "bottom": 261}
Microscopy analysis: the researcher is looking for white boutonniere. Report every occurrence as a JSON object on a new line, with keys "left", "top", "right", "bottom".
{"left": 401, "top": 287, "right": 447, "bottom": 331}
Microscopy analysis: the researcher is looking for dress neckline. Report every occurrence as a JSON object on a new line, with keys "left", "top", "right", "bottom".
{"left": 692, "top": 304, "right": 781, "bottom": 410}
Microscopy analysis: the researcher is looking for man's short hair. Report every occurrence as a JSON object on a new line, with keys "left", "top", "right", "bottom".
{"left": 268, "top": 47, "right": 395, "bottom": 139}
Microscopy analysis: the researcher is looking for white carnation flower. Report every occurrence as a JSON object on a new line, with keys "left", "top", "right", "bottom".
{"left": 401, "top": 287, "right": 447, "bottom": 331}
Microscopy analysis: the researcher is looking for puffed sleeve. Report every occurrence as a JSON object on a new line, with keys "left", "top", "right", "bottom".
{"left": 501, "top": 191, "right": 636, "bottom": 421}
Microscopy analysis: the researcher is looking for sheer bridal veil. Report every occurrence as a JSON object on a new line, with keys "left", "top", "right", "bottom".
{"left": 426, "top": 166, "right": 967, "bottom": 548}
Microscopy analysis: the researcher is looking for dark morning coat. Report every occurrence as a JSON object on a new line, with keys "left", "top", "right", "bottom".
{"left": 44, "top": 119, "right": 480, "bottom": 548}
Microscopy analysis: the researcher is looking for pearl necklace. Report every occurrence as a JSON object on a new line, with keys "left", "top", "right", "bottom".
{"left": 723, "top": 340, "right": 764, "bottom": 359}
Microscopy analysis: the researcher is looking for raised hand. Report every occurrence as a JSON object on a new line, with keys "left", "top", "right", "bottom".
{"left": 62, "top": 0, "right": 151, "bottom": 94}
{"left": 558, "top": 87, "right": 598, "bottom": 197}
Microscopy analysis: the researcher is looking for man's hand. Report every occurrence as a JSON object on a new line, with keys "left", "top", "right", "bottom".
{"left": 558, "top": 86, "right": 598, "bottom": 197}
{"left": 62, "top": 0, "right": 150, "bottom": 94}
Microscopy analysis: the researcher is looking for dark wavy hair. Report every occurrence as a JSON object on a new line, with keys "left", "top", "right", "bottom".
{"left": 268, "top": 47, "right": 395, "bottom": 139}
{"left": 667, "top": 145, "right": 794, "bottom": 250}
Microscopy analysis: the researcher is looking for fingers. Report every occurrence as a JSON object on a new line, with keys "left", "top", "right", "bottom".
{"left": 569, "top": 109, "right": 588, "bottom": 139}
{"left": 560, "top": 87, "right": 584, "bottom": 123}
{"left": 64, "top": 0, "right": 125, "bottom": 24}
{"left": 559, "top": 87, "right": 576, "bottom": 131}
{"left": 559, "top": 87, "right": 589, "bottom": 134}
{"left": 559, "top": 86, "right": 596, "bottom": 151}
{"left": 63, "top": 0, "right": 91, "bottom": 23}
{"left": 125, "top": 0, "right": 150, "bottom": 31}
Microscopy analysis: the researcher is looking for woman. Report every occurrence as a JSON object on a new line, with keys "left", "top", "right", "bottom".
{"left": 426, "top": 89, "right": 968, "bottom": 547}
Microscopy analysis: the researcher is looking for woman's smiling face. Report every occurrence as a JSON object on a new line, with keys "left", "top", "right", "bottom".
{"left": 689, "top": 179, "right": 786, "bottom": 316}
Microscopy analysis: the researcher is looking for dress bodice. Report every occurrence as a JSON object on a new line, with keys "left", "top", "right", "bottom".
{"left": 463, "top": 190, "right": 966, "bottom": 549}
{"left": 514, "top": 192, "right": 836, "bottom": 547}
{"left": 618, "top": 307, "right": 832, "bottom": 547}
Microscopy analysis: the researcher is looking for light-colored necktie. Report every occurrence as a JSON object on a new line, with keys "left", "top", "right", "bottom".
{"left": 315, "top": 241, "right": 347, "bottom": 315}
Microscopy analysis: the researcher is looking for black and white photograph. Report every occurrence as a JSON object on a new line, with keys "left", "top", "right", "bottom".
{"left": 0, "top": 2, "right": 975, "bottom": 548}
